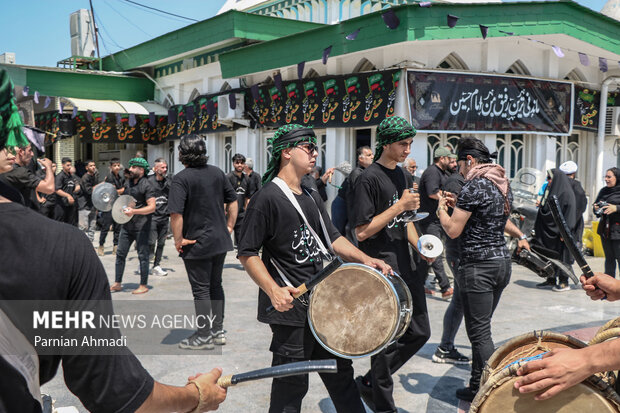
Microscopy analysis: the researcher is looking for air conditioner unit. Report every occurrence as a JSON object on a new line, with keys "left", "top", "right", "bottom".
{"left": 70, "top": 9, "right": 95, "bottom": 57}
{"left": 217, "top": 94, "right": 245, "bottom": 121}
{"left": 605, "top": 107, "right": 620, "bottom": 136}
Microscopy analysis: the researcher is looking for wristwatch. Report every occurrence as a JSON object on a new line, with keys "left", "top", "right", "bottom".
{"left": 519, "top": 234, "right": 527, "bottom": 240}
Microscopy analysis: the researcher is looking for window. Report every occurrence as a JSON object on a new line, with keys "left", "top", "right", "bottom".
{"left": 224, "top": 136, "right": 233, "bottom": 173}
{"left": 437, "top": 53, "right": 468, "bottom": 70}
{"left": 506, "top": 60, "right": 531, "bottom": 76}
{"left": 353, "top": 58, "right": 377, "bottom": 73}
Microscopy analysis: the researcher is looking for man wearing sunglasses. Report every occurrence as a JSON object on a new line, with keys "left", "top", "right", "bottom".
{"left": 238, "top": 124, "right": 391, "bottom": 413}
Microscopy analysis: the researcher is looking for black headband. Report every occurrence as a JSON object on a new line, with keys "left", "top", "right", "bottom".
{"left": 277, "top": 128, "right": 316, "bottom": 145}
{"left": 457, "top": 148, "right": 498, "bottom": 162}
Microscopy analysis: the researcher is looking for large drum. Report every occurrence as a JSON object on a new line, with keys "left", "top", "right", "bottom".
{"left": 470, "top": 360, "right": 620, "bottom": 412}
{"left": 308, "top": 263, "right": 412, "bottom": 359}
{"left": 481, "top": 331, "right": 586, "bottom": 385}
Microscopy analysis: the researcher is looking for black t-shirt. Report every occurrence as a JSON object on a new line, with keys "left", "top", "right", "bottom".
{"left": 456, "top": 177, "right": 512, "bottom": 263}
{"left": 419, "top": 164, "right": 448, "bottom": 225}
{"left": 123, "top": 176, "right": 156, "bottom": 232}
{"left": 226, "top": 172, "right": 251, "bottom": 217}
{"left": 238, "top": 182, "right": 340, "bottom": 327}
{"left": 2, "top": 165, "right": 42, "bottom": 210}
{"left": 104, "top": 171, "right": 125, "bottom": 190}
{"left": 147, "top": 174, "right": 172, "bottom": 220}
{"left": 247, "top": 171, "right": 262, "bottom": 197}
{"left": 80, "top": 172, "right": 99, "bottom": 209}
{"left": 55, "top": 171, "right": 76, "bottom": 195}
{"left": 354, "top": 162, "right": 415, "bottom": 277}
{"left": 346, "top": 166, "right": 365, "bottom": 223}
{"left": 168, "top": 165, "right": 237, "bottom": 260}
{"left": 0, "top": 202, "right": 154, "bottom": 412}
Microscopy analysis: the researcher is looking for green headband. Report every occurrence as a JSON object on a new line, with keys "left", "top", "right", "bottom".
{"left": 262, "top": 124, "right": 317, "bottom": 185}
{"left": 374, "top": 116, "right": 416, "bottom": 161}
{"left": 0, "top": 69, "right": 29, "bottom": 151}
{"left": 128, "top": 157, "right": 149, "bottom": 174}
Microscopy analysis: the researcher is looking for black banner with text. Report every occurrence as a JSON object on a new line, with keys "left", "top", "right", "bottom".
{"left": 408, "top": 70, "right": 573, "bottom": 135}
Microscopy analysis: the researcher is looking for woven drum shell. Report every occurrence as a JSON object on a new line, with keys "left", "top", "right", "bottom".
{"left": 308, "top": 265, "right": 399, "bottom": 357}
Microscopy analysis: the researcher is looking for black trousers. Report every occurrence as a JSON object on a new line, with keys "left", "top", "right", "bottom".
{"left": 601, "top": 237, "right": 620, "bottom": 278}
{"left": 149, "top": 218, "right": 169, "bottom": 267}
{"left": 362, "top": 270, "right": 431, "bottom": 413}
{"left": 54, "top": 203, "right": 78, "bottom": 226}
{"left": 268, "top": 323, "right": 365, "bottom": 413}
{"left": 99, "top": 211, "right": 121, "bottom": 247}
{"left": 115, "top": 226, "right": 151, "bottom": 286}
{"left": 418, "top": 220, "right": 451, "bottom": 292}
{"left": 183, "top": 253, "right": 226, "bottom": 335}
{"left": 459, "top": 257, "right": 511, "bottom": 389}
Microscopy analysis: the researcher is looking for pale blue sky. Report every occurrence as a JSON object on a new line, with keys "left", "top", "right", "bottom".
{"left": 0, "top": 0, "right": 611, "bottom": 68}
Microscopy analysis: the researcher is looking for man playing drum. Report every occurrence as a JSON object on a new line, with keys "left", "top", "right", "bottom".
{"left": 237, "top": 124, "right": 391, "bottom": 413}
{"left": 353, "top": 116, "right": 432, "bottom": 413}
{"left": 515, "top": 272, "right": 620, "bottom": 400}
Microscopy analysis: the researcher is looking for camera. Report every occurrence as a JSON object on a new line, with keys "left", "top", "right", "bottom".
{"left": 594, "top": 201, "right": 609, "bottom": 217}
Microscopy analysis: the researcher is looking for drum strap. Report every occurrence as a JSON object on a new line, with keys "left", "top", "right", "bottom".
{"left": 272, "top": 177, "right": 334, "bottom": 258}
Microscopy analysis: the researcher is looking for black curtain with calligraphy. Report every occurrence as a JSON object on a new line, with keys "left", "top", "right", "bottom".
{"left": 408, "top": 70, "right": 573, "bottom": 135}
{"left": 246, "top": 69, "right": 401, "bottom": 128}
{"left": 573, "top": 86, "right": 620, "bottom": 131}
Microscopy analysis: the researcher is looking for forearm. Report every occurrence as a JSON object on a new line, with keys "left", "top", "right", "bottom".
{"left": 356, "top": 203, "right": 404, "bottom": 241}
{"left": 406, "top": 222, "right": 421, "bottom": 251}
{"left": 133, "top": 199, "right": 156, "bottom": 215}
{"left": 504, "top": 219, "right": 525, "bottom": 238}
{"left": 589, "top": 337, "right": 620, "bottom": 374}
{"left": 136, "top": 381, "right": 199, "bottom": 413}
{"left": 226, "top": 202, "right": 238, "bottom": 230}
{"left": 332, "top": 236, "right": 370, "bottom": 263}
{"left": 56, "top": 189, "right": 71, "bottom": 198}
{"left": 38, "top": 169, "right": 55, "bottom": 194}
{"left": 170, "top": 213, "right": 184, "bottom": 244}
{"left": 239, "top": 256, "right": 281, "bottom": 296}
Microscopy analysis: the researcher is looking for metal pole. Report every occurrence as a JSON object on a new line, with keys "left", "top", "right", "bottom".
{"left": 89, "top": 0, "right": 101, "bottom": 62}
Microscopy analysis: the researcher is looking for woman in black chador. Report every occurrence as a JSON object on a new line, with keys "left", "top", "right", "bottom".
{"left": 533, "top": 168, "right": 576, "bottom": 291}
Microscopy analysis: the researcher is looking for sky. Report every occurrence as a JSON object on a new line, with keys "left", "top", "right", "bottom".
{"left": 0, "top": 0, "right": 612, "bottom": 68}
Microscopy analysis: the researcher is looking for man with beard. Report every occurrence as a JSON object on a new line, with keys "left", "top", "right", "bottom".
{"left": 238, "top": 124, "right": 390, "bottom": 413}
{"left": 244, "top": 157, "right": 262, "bottom": 200}
{"left": 353, "top": 117, "right": 431, "bottom": 413}
{"left": 148, "top": 158, "right": 171, "bottom": 277}
{"left": 227, "top": 153, "right": 252, "bottom": 248}
{"left": 98, "top": 158, "right": 125, "bottom": 256}
{"left": 80, "top": 160, "right": 99, "bottom": 242}
{"left": 402, "top": 157, "right": 420, "bottom": 187}
{"left": 54, "top": 157, "right": 81, "bottom": 226}
{"left": 1, "top": 144, "right": 54, "bottom": 211}
{"left": 109, "top": 157, "right": 156, "bottom": 295}
{"left": 418, "top": 147, "right": 457, "bottom": 299}
{"left": 342, "top": 146, "right": 373, "bottom": 243}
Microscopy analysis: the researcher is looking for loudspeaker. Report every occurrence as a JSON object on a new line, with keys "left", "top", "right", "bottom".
{"left": 58, "top": 115, "right": 76, "bottom": 136}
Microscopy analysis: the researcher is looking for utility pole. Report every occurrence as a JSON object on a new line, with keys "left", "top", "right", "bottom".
{"left": 89, "top": 0, "right": 101, "bottom": 61}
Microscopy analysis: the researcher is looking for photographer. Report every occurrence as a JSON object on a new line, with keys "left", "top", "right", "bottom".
{"left": 594, "top": 167, "right": 620, "bottom": 278}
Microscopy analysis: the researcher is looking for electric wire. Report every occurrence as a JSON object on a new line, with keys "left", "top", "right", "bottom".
{"left": 104, "top": 0, "right": 153, "bottom": 38}
{"left": 119, "top": 0, "right": 199, "bottom": 22}
{"left": 113, "top": 0, "right": 190, "bottom": 24}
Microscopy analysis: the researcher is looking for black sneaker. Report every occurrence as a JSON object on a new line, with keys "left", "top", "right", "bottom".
{"left": 536, "top": 279, "right": 555, "bottom": 289}
{"left": 355, "top": 376, "right": 375, "bottom": 412}
{"left": 178, "top": 332, "right": 214, "bottom": 350}
{"left": 212, "top": 330, "right": 226, "bottom": 345}
{"left": 456, "top": 386, "right": 478, "bottom": 402}
{"left": 432, "top": 347, "right": 470, "bottom": 364}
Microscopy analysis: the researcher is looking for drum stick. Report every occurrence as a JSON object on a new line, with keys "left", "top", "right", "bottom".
{"left": 266, "top": 257, "right": 343, "bottom": 314}
{"left": 216, "top": 359, "right": 337, "bottom": 388}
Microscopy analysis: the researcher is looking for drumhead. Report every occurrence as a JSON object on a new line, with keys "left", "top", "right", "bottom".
{"left": 481, "top": 331, "right": 586, "bottom": 385}
{"left": 308, "top": 264, "right": 400, "bottom": 358}
{"left": 471, "top": 363, "right": 620, "bottom": 413}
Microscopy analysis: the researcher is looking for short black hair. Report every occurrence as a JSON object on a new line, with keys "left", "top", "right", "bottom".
{"left": 85, "top": 159, "right": 94, "bottom": 165}
{"left": 178, "top": 134, "right": 208, "bottom": 167}
{"left": 232, "top": 153, "right": 246, "bottom": 163}
{"left": 61, "top": 157, "right": 72, "bottom": 164}
{"left": 109, "top": 158, "right": 120, "bottom": 166}
{"left": 154, "top": 157, "right": 166, "bottom": 165}
{"left": 457, "top": 137, "right": 492, "bottom": 164}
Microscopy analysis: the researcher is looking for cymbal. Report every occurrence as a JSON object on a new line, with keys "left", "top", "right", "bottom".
{"left": 111, "top": 195, "right": 137, "bottom": 224}
{"left": 417, "top": 234, "right": 444, "bottom": 259}
{"left": 92, "top": 183, "right": 118, "bottom": 212}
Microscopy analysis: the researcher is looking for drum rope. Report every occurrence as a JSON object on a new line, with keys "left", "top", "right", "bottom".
{"left": 490, "top": 335, "right": 553, "bottom": 378}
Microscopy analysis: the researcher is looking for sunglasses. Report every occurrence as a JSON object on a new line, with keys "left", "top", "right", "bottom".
{"left": 295, "top": 142, "right": 318, "bottom": 154}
